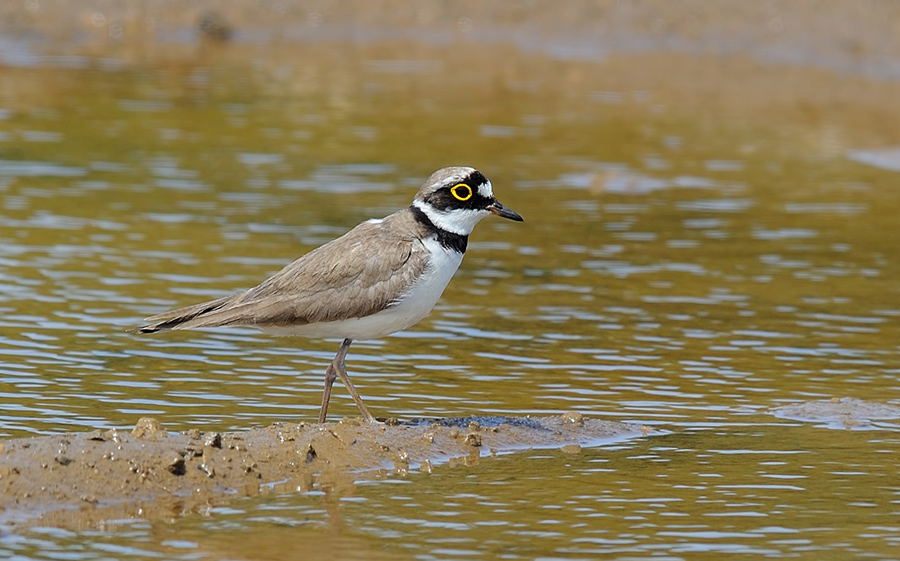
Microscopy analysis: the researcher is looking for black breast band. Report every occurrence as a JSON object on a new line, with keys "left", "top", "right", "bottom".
{"left": 410, "top": 205, "right": 468, "bottom": 254}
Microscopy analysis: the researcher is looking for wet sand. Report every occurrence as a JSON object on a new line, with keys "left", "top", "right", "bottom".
{"left": 0, "top": 414, "right": 647, "bottom": 528}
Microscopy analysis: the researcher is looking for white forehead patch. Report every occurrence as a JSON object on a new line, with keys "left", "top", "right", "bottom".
{"left": 477, "top": 180, "right": 493, "bottom": 199}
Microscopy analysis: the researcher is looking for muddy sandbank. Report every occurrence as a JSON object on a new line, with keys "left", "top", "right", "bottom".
{"left": 0, "top": 414, "right": 648, "bottom": 528}
{"left": 771, "top": 398, "right": 900, "bottom": 430}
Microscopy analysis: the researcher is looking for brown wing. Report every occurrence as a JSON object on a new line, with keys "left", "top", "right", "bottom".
{"left": 140, "top": 210, "right": 430, "bottom": 332}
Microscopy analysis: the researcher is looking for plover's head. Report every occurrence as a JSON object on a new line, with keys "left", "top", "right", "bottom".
{"left": 412, "top": 166, "right": 523, "bottom": 236}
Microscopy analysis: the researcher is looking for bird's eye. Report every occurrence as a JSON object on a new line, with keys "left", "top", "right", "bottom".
{"left": 450, "top": 183, "right": 473, "bottom": 201}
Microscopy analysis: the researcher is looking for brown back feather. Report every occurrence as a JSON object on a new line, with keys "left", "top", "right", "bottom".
{"left": 140, "top": 208, "right": 431, "bottom": 332}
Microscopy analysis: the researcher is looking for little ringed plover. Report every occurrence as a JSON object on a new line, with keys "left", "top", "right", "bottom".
{"left": 139, "top": 166, "right": 523, "bottom": 423}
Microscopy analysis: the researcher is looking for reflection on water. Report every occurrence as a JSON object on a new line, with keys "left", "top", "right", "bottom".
{"left": 2, "top": 20, "right": 900, "bottom": 561}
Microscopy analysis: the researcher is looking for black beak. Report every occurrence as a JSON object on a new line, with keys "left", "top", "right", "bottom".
{"left": 487, "top": 200, "right": 524, "bottom": 222}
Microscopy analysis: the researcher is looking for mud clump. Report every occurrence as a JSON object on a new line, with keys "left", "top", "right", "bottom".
{"left": 771, "top": 397, "right": 900, "bottom": 430}
{"left": 0, "top": 414, "right": 648, "bottom": 528}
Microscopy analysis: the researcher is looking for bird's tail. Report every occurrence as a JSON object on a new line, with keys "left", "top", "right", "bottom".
{"left": 138, "top": 295, "right": 237, "bottom": 333}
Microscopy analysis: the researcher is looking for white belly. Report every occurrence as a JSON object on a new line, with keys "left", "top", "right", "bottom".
{"left": 261, "top": 238, "right": 464, "bottom": 340}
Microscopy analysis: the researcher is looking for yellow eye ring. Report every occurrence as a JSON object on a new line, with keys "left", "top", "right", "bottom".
{"left": 450, "top": 183, "right": 473, "bottom": 201}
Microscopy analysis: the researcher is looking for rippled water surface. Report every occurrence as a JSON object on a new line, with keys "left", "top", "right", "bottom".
{"left": 3, "top": 18, "right": 900, "bottom": 560}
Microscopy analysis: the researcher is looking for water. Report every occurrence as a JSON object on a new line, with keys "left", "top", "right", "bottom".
{"left": 2, "top": 12, "right": 900, "bottom": 560}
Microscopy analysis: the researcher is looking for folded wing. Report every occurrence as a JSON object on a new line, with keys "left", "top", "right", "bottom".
{"left": 139, "top": 212, "right": 428, "bottom": 333}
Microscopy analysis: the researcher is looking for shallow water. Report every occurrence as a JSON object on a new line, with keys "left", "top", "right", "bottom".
{"left": 3, "top": 11, "right": 900, "bottom": 560}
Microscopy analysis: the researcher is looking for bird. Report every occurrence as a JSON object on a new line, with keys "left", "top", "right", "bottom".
{"left": 138, "top": 166, "right": 523, "bottom": 423}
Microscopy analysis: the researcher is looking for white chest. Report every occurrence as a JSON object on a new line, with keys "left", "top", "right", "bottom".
{"left": 389, "top": 237, "right": 464, "bottom": 322}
